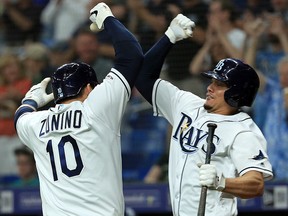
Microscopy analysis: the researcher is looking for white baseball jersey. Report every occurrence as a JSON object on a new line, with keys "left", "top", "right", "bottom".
{"left": 152, "top": 79, "right": 273, "bottom": 216}
{"left": 16, "top": 68, "right": 130, "bottom": 216}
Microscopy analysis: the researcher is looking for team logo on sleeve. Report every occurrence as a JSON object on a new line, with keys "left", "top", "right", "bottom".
{"left": 251, "top": 150, "right": 266, "bottom": 160}
{"left": 172, "top": 112, "right": 219, "bottom": 154}
{"left": 106, "top": 74, "right": 114, "bottom": 80}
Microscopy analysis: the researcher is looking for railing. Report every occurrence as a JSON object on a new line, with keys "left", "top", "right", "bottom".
{"left": 0, "top": 182, "right": 287, "bottom": 215}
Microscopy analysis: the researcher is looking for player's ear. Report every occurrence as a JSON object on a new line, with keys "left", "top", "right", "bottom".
{"left": 84, "top": 84, "right": 93, "bottom": 96}
{"left": 87, "top": 83, "right": 94, "bottom": 92}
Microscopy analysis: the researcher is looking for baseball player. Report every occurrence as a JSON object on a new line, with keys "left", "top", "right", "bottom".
{"left": 14, "top": 3, "right": 143, "bottom": 216}
{"left": 135, "top": 14, "right": 273, "bottom": 216}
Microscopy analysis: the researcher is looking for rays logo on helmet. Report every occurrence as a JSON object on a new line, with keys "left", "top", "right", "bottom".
{"left": 214, "top": 60, "right": 225, "bottom": 71}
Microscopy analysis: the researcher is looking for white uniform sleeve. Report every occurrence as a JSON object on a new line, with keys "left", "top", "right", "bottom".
{"left": 16, "top": 113, "right": 35, "bottom": 150}
{"left": 84, "top": 68, "right": 131, "bottom": 133}
{"left": 152, "top": 79, "right": 204, "bottom": 125}
{"left": 230, "top": 131, "right": 273, "bottom": 180}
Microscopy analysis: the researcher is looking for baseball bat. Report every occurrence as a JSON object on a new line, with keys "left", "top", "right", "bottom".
{"left": 197, "top": 123, "right": 217, "bottom": 216}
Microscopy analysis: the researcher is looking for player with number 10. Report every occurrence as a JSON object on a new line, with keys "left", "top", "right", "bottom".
{"left": 14, "top": 3, "right": 143, "bottom": 216}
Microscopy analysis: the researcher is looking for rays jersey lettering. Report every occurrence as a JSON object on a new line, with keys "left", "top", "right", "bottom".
{"left": 39, "top": 110, "right": 82, "bottom": 137}
{"left": 172, "top": 112, "right": 219, "bottom": 154}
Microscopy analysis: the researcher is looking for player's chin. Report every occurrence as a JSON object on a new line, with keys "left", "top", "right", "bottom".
{"left": 203, "top": 102, "right": 212, "bottom": 111}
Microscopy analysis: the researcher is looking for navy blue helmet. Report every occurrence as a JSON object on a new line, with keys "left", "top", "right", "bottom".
{"left": 52, "top": 62, "right": 98, "bottom": 104}
{"left": 201, "top": 58, "right": 260, "bottom": 108}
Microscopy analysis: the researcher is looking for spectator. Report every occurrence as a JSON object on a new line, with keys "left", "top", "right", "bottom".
{"left": 144, "top": 152, "right": 169, "bottom": 184}
{"left": 40, "top": 0, "right": 90, "bottom": 45}
{"left": 258, "top": 56, "right": 288, "bottom": 181}
{"left": 270, "top": 0, "right": 288, "bottom": 22}
{"left": 22, "top": 42, "right": 52, "bottom": 85}
{"left": 71, "top": 26, "right": 114, "bottom": 82}
{"left": 207, "top": 0, "right": 246, "bottom": 59}
{"left": 1, "top": 0, "right": 43, "bottom": 47}
{"left": 243, "top": 11, "right": 288, "bottom": 129}
{"left": 127, "top": 0, "right": 181, "bottom": 52}
{"left": 248, "top": 11, "right": 288, "bottom": 82}
{"left": 189, "top": 0, "right": 246, "bottom": 93}
{"left": 0, "top": 54, "right": 31, "bottom": 136}
{"left": 9, "top": 145, "right": 39, "bottom": 188}
{"left": 48, "top": 41, "right": 73, "bottom": 69}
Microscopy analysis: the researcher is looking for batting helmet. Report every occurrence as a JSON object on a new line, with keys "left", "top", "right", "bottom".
{"left": 52, "top": 62, "right": 98, "bottom": 104}
{"left": 201, "top": 58, "right": 260, "bottom": 108}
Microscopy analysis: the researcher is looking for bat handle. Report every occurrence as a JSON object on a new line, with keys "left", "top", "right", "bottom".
{"left": 197, "top": 123, "right": 217, "bottom": 216}
{"left": 198, "top": 186, "right": 208, "bottom": 216}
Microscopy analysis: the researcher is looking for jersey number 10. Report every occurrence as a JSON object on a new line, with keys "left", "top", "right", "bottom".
{"left": 46, "top": 135, "right": 84, "bottom": 181}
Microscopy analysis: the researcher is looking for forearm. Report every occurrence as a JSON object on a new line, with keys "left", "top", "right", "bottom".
{"left": 14, "top": 100, "right": 37, "bottom": 129}
{"left": 189, "top": 43, "right": 210, "bottom": 75}
{"left": 243, "top": 36, "right": 268, "bottom": 92}
{"left": 136, "top": 7, "right": 166, "bottom": 33}
{"left": 279, "top": 32, "right": 288, "bottom": 54}
{"left": 244, "top": 37, "right": 258, "bottom": 67}
{"left": 104, "top": 17, "right": 143, "bottom": 88}
{"left": 136, "top": 35, "right": 173, "bottom": 104}
{"left": 144, "top": 165, "right": 162, "bottom": 184}
{"left": 6, "top": 8, "right": 33, "bottom": 31}
{"left": 223, "top": 171, "right": 264, "bottom": 199}
{"left": 128, "top": 0, "right": 166, "bottom": 33}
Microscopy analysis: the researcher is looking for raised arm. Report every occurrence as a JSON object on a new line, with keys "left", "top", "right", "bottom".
{"left": 135, "top": 14, "right": 195, "bottom": 104}
{"left": 89, "top": 3, "right": 143, "bottom": 89}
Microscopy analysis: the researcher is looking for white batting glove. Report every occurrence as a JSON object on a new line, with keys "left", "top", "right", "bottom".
{"left": 22, "top": 78, "right": 54, "bottom": 109}
{"left": 165, "top": 14, "right": 195, "bottom": 44}
{"left": 89, "top": 2, "right": 114, "bottom": 32}
{"left": 199, "top": 164, "right": 226, "bottom": 191}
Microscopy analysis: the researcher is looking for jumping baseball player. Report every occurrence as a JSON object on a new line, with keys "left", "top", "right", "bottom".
{"left": 135, "top": 14, "right": 273, "bottom": 216}
{"left": 14, "top": 3, "right": 143, "bottom": 216}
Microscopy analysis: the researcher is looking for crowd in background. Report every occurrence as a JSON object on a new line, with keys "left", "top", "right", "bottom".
{"left": 0, "top": 0, "right": 288, "bottom": 187}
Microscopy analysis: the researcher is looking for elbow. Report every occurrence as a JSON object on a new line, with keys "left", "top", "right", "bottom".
{"left": 115, "top": 44, "right": 144, "bottom": 73}
{"left": 134, "top": 49, "right": 144, "bottom": 65}
{"left": 130, "top": 47, "right": 144, "bottom": 69}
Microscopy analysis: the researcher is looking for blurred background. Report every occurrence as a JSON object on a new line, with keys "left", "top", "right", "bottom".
{"left": 0, "top": 0, "right": 288, "bottom": 215}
